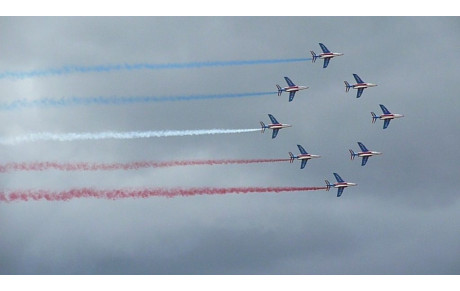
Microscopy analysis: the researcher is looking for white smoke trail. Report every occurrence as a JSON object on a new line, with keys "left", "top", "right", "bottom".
{"left": 0, "top": 128, "right": 261, "bottom": 145}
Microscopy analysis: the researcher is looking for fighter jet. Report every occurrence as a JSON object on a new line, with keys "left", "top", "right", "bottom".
{"left": 310, "top": 43, "right": 343, "bottom": 68}
{"left": 349, "top": 142, "right": 382, "bottom": 166}
{"left": 344, "top": 74, "right": 377, "bottom": 98}
{"left": 276, "top": 77, "right": 309, "bottom": 102}
{"left": 325, "top": 173, "right": 357, "bottom": 197}
{"left": 289, "top": 144, "right": 321, "bottom": 169}
{"left": 260, "top": 114, "right": 291, "bottom": 139}
{"left": 371, "top": 104, "right": 404, "bottom": 129}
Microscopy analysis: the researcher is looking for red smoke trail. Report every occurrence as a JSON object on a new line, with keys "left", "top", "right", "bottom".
{"left": 0, "top": 159, "right": 290, "bottom": 173}
{"left": 0, "top": 186, "right": 327, "bottom": 202}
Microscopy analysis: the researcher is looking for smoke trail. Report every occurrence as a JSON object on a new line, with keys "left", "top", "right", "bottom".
{"left": 0, "top": 128, "right": 261, "bottom": 145}
{"left": 0, "top": 159, "right": 290, "bottom": 173}
{"left": 0, "top": 91, "right": 277, "bottom": 111}
{"left": 0, "top": 58, "right": 311, "bottom": 80}
{"left": 0, "top": 186, "right": 327, "bottom": 202}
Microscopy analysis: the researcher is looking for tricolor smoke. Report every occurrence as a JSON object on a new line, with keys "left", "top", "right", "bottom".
{"left": 0, "top": 159, "right": 290, "bottom": 173}
{"left": 0, "top": 186, "right": 327, "bottom": 202}
{"left": 0, "top": 58, "right": 311, "bottom": 80}
{"left": 0, "top": 128, "right": 261, "bottom": 145}
{"left": 0, "top": 91, "right": 277, "bottom": 111}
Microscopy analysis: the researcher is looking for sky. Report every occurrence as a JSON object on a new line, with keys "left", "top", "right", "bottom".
{"left": 0, "top": 17, "right": 459, "bottom": 276}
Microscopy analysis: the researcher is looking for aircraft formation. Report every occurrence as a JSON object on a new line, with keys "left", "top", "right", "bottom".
{"left": 0, "top": 42, "right": 405, "bottom": 201}
{"left": 261, "top": 43, "right": 404, "bottom": 197}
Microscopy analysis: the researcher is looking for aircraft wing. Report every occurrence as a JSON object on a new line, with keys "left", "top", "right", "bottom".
{"left": 297, "top": 144, "right": 308, "bottom": 155}
{"left": 353, "top": 74, "right": 364, "bottom": 83}
{"left": 337, "top": 187, "right": 344, "bottom": 197}
{"left": 333, "top": 173, "right": 344, "bottom": 183}
{"left": 289, "top": 91, "right": 296, "bottom": 102}
{"left": 319, "top": 43, "right": 330, "bottom": 53}
{"left": 323, "top": 58, "right": 330, "bottom": 68}
{"left": 300, "top": 159, "right": 307, "bottom": 169}
{"left": 284, "top": 77, "right": 296, "bottom": 87}
{"left": 361, "top": 156, "right": 369, "bottom": 166}
{"left": 383, "top": 119, "right": 391, "bottom": 129}
{"left": 268, "top": 114, "right": 279, "bottom": 124}
{"left": 358, "top": 142, "right": 368, "bottom": 152}
{"left": 379, "top": 104, "right": 391, "bottom": 114}
{"left": 357, "top": 88, "right": 364, "bottom": 98}
{"left": 271, "top": 128, "right": 279, "bottom": 139}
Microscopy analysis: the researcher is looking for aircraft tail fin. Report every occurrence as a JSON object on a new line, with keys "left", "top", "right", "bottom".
{"left": 325, "top": 180, "right": 332, "bottom": 191}
{"left": 310, "top": 51, "right": 318, "bottom": 63}
{"left": 289, "top": 152, "right": 295, "bottom": 163}
{"left": 349, "top": 149, "right": 356, "bottom": 160}
{"left": 276, "top": 84, "right": 282, "bottom": 96}
{"left": 371, "top": 112, "right": 378, "bottom": 124}
{"left": 344, "top": 81, "right": 351, "bottom": 92}
{"left": 260, "top": 121, "right": 266, "bottom": 133}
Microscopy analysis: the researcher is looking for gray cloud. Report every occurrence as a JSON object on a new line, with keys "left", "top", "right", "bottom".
{"left": 0, "top": 17, "right": 459, "bottom": 275}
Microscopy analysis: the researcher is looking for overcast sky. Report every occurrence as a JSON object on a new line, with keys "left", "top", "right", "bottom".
{"left": 0, "top": 17, "right": 459, "bottom": 275}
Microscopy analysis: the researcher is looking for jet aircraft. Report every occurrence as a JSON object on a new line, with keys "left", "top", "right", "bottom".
{"left": 344, "top": 74, "right": 377, "bottom": 98}
{"left": 310, "top": 43, "right": 343, "bottom": 68}
{"left": 289, "top": 144, "right": 321, "bottom": 169}
{"left": 325, "top": 173, "right": 357, "bottom": 197}
{"left": 276, "top": 77, "right": 309, "bottom": 102}
{"left": 349, "top": 142, "right": 382, "bottom": 166}
{"left": 260, "top": 114, "right": 291, "bottom": 139}
{"left": 371, "top": 104, "right": 404, "bottom": 129}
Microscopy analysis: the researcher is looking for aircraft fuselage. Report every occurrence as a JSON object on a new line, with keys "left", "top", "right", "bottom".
{"left": 319, "top": 52, "right": 343, "bottom": 59}
{"left": 334, "top": 182, "right": 357, "bottom": 188}
{"left": 380, "top": 113, "right": 404, "bottom": 120}
{"left": 353, "top": 83, "right": 377, "bottom": 89}
{"left": 268, "top": 123, "right": 291, "bottom": 129}
{"left": 284, "top": 86, "right": 308, "bottom": 92}
{"left": 297, "top": 154, "right": 321, "bottom": 160}
{"left": 357, "top": 151, "right": 382, "bottom": 157}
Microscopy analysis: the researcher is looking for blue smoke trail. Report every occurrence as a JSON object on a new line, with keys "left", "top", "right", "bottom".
{"left": 0, "top": 58, "right": 311, "bottom": 80}
{"left": 0, "top": 91, "right": 277, "bottom": 111}
{"left": 0, "top": 128, "right": 261, "bottom": 145}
